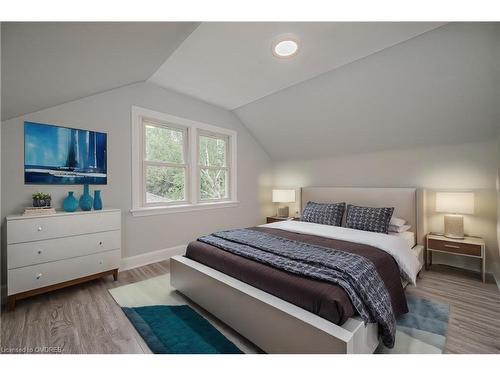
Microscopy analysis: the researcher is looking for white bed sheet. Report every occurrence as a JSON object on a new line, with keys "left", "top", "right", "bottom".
{"left": 389, "top": 231, "right": 416, "bottom": 249}
{"left": 261, "top": 220, "right": 420, "bottom": 285}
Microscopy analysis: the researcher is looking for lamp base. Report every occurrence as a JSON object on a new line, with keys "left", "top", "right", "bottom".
{"left": 276, "top": 206, "right": 289, "bottom": 218}
{"left": 444, "top": 214, "right": 464, "bottom": 239}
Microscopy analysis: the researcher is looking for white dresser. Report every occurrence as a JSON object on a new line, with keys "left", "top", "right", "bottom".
{"left": 6, "top": 209, "right": 121, "bottom": 309}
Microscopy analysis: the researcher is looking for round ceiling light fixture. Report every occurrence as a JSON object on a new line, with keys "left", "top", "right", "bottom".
{"left": 273, "top": 39, "right": 299, "bottom": 58}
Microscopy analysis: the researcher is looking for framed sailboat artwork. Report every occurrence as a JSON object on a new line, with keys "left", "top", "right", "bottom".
{"left": 24, "top": 121, "right": 107, "bottom": 185}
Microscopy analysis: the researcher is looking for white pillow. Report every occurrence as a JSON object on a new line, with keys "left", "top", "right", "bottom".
{"left": 390, "top": 216, "right": 406, "bottom": 227}
{"left": 389, "top": 224, "right": 411, "bottom": 233}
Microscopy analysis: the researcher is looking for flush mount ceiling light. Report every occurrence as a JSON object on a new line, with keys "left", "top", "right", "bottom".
{"left": 273, "top": 39, "right": 299, "bottom": 58}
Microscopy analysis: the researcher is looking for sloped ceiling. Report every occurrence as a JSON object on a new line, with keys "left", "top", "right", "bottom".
{"left": 3, "top": 22, "right": 498, "bottom": 162}
{"left": 149, "top": 22, "right": 445, "bottom": 110}
{"left": 1, "top": 22, "right": 199, "bottom": 120}
{"left": 234, "top": 22, "right": 500, "bottom": 161}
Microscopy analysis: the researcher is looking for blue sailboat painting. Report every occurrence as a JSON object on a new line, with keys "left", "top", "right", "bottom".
{"left": 24, "top": 122, "right": 107, "bottom": 185}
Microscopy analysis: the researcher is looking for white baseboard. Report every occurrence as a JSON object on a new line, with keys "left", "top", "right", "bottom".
{"left": 120, "top": 244, "right": 187, "bottom": 271}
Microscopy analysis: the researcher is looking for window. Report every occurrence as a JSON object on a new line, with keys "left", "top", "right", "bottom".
{"left": 143, "top": 121, "right": 187, "bottom": 205}
{"left": 131, "top": 106, "right": 237, "bottom": 216}
{"left": 198, "top": 133, "right": 229, "bottom": 201}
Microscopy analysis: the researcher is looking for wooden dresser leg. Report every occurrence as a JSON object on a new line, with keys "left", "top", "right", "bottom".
{"left": 7, "top": 297, "right": 16, "bottom": 311}
{"left": 112, "top": 269, "right": 118, "bottom": 281}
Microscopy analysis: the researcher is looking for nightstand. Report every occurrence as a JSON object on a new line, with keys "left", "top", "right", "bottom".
{"left": 266, "top": 216, "right": 300, "bottom": 224}
{"left": 426, "top": 234, "right": 486, "bottom": 282}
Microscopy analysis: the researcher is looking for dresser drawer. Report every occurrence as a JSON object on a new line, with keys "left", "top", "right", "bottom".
{"left": 7, "top": 211, "right": 121, "bottom": 244}
{"left": 8, "top": 249, "right": 121, "bottom": 295}
{"left": 428, "top": 239, "right": 481, "bottom": 257}
{"left": 7, "top": 230, "right": 121, "bottom": 269}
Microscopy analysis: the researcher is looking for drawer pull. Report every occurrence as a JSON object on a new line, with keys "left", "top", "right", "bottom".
{"left": 99, "top": 260, "right": 103, "bottom": 265}
{"left": 37, "top": 250, "right": 42, "bottom": 255}
{"left": 444, "top": 244, "right": 460, "bottom": 249}
{"left": 36, "top": 273, "right": 42, "bottom": 280}
{"left": 99, "top": 241, "right": 103, "bottom": 246}
{"left": 37, "top": 226, "right": 43, "bottom": 232}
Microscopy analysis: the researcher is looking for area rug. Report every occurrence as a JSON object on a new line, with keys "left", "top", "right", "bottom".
{"left": 109, "top": 275, "right": 243, "bottom": 354}
{"left": 376, "top": 295, "right": 450, "bottom": 354}
{"left": 110, "top": 274, "right": 449, "bottom": 354}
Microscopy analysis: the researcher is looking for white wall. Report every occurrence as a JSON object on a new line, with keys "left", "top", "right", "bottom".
{"left": 1, "top": 82, "right": 274, "bottom": 261}
{"left": 273, "top": 140, "right": 500, "bottom": 279}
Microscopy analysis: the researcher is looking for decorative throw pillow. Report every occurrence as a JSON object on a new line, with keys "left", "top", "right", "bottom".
{"left": 300, "top": 201, "right": 345, "bottom": 226}
{"left": 345, "top": 205, "right": 394, "bottom": 234}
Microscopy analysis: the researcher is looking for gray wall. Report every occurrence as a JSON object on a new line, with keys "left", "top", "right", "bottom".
{"left": 1, "top": 82, "right": 274, "bottom": 259}
{"left": 273, "top": 140, "right": 500, "bottom": 279}
{"left": 242, "top": 22, "right": 500, "bottom": 280}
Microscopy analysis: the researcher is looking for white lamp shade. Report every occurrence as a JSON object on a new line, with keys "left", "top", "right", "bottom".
{"left": 272, "top": 189, "right": 296, "bottom": 203}
{"left": 435, "top": 192, "right": 474, "bottom": 214}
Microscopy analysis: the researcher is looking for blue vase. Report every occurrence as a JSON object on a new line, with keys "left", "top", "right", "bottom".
{"left": 63, "top": 192, "right": 78, "bottom": 212}
{"left": 79, "top": 184, "right": 93, "bottom": 211}
{"left": 93, "top": 190, "right": 103, "bottom": 210}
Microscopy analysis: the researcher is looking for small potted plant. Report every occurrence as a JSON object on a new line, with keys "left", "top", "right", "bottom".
{"left": 32, "top": 192, "right": 52, "bottom": 208}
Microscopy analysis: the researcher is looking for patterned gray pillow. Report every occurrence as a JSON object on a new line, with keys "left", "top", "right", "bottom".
{"left": 345, "top": 205, "right": 394, "bottom": 234}
{"left": 300, "top": 201, "right": 345, "bottom": 226}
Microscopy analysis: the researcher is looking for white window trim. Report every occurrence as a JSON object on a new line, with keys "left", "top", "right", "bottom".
{"left": 131, "top": 106, "right": 238, "bottom": 217}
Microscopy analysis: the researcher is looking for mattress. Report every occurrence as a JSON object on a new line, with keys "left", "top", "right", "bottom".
{"left": 390, "top": 231, "right": 416, "bottom": 248}
{"left": 185, "top": 226, "right": 408, "bottom": 326}
{"left": 412, "top": 244, "right": 424, "bottom": 270}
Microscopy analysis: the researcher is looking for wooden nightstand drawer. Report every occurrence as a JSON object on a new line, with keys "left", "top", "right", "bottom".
{"left": 267, "top": 217, "right": 287, "bottom": 223}
{"left": 428, "top": 239, "right": 481, "bottom": 257}
{"left": 266, "top": 217, "right": 300, "bottom": 224}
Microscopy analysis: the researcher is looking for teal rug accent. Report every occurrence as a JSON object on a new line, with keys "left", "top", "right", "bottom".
{"left": 377, "top": 295, "right": 450, "bottom": 354}
{"left": 122, "top": 305, "right": 243, "bottom": 354}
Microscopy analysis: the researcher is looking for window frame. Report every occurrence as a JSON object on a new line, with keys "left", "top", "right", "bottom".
{"left": 131, "top": 106, "right": 238, "bottom": 217}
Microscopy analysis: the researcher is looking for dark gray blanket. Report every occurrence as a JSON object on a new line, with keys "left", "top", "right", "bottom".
{"left": 198, "top": 228, "right": 397, "bottom": 348}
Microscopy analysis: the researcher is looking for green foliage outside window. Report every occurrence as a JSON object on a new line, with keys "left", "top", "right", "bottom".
{"left": 144, "top": 125, "right": 185, "bottom": 202}
{"left": 143, "top": 124, "right": 230, "bottom": 203}
{"left": 199, "top": 135, "right": 228, "bottom": 200}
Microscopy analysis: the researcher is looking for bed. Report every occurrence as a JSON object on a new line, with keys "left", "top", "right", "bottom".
{"left": 170, "top": 187, "right": 425, "bottom": 353}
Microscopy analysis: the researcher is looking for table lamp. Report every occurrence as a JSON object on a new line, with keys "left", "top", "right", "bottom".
{"left": 435, "top": 191, "right": 474, "bottom": 239}
{"left": 272, "top": 189, "right": 296, "bottom": 218}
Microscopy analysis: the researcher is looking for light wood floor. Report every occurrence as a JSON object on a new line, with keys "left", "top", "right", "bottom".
{"left": 406, "top": 265, "right": 500, "bottom": 354}
{"left": 1, "top": 261, "right": 499, "bottom": 354}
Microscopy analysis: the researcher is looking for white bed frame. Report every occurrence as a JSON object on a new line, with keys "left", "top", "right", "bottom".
{"left": 170, "top": 187, "right": 425, "bottom": 354}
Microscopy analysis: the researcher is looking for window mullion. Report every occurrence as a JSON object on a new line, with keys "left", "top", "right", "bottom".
{"left": 189, "top": 127, "right": 198, "bottom": 204}
{"left": 199, "top": 166, "right": 228, "bottom": 171}
{"left": 144, "top": 160, "right": 186, "bottom": 168}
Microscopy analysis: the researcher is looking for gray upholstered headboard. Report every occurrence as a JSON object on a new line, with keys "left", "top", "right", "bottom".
{"left": 301, "top": 187, "right": 425, "bottom": 245}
